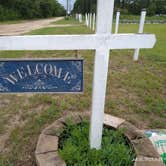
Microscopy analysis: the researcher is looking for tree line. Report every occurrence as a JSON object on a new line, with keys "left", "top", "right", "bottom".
{"left": 73, "top": 0, "right": 166, "bottom": 16}
{"left": 0, "top": 0, "right": 65, "bottom": 21}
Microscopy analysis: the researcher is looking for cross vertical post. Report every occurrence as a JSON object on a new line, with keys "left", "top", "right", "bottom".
{"left": 79, "top": 14, "right": 82, "bottom": 23}
{"left": 89, "top": 13, "right": 92, "bottom": 29}
{"left": 85, "top": 13, "right": 88, "bottom": 26}
{"left": 115, "top": 11, "right": 120, "bottom": 34}
{"left": 134, "top": 9, "right": 147, "bottom": 61}
{"left": 90, "top": 0, "right": 114, "bottom": 149}
{"left": 87, "top": 13, "right": 89, "bottom": 27}
{"left": 92, "top": 13, "right": 96, "bottom": 31}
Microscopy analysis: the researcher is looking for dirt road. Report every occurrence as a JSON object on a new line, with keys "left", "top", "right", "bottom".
{"left": 0, "top": 17, "right": 63, "bottom": 35}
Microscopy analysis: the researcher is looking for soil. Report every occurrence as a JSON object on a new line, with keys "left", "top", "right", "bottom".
{"left": 0, "top": 17, "right": 63, "bottom": 35}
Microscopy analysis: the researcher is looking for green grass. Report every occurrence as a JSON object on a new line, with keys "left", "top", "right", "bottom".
{"left": 117, "top": 14, "right": 166, "bottom": 21}
{"left": 0, "top": 20, "right": 25, "bottom": 24}
{"left": 0, "top": 95, "right": 62, "bottom": 165}
{"left": 52, "top": 17, "right": 83, "bottom": 25}
{"left": 0, "top": 20, "right": 165, "bottom": 165}
{"left": 111, "top": 23, "right": 166, "bottom": 66}
{"left": 59, "top": 121, "right": 135, "bottom": 166}
{"left": 26, "top": 26, "right": 93, "bottom": 35}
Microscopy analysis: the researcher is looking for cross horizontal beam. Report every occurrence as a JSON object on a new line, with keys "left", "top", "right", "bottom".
{"left": 0, "top": 34, "right": 156, "bottom": 50}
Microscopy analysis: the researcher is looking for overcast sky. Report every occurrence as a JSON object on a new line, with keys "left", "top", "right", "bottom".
{"left": 58, "top": 0, "right": 75, "bottom": 10}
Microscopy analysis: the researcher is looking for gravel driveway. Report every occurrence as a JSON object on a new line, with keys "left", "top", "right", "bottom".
{"left": 0, "top": 17, "right": 63, "bottom": 35}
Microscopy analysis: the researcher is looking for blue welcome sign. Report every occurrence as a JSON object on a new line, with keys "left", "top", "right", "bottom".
{"left": 0, "top": 59, "right": 83, "bottom": 93}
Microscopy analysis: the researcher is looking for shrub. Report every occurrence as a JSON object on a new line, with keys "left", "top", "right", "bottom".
{"left": 0, "top": 5, "right": 21, "bottom": 21}
{"left": 59, "top": 121, "right": 136, "bottom": 166}
{"left": 0, "top": 0, "right": 65, "bottom": 21}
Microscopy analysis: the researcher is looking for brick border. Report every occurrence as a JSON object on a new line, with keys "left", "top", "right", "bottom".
{"left": 35, "top": 112, "right": 164, "bottom": 166}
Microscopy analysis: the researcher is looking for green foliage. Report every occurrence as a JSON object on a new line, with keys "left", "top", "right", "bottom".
{"left": 156, "top": 0, "right": 166, "bottom": 14}
{"left": 0, "top": 0, "right": 65, "bottom": 21}
{"left": 147, "top": 2, "right": 157, "bottom": 16}
{"left": 0, "top": 5, "right": 21, "bottom": 21}
{"left": 73, "top": 0, "right": 166, "bottom": 16}
{"left": 73, "top": 0, "right": 97, "bottom": 14}
{"left": 59, "top": 122, "right": 135, "bottom": 166}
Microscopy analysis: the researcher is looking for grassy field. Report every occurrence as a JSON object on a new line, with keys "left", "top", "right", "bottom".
{"left": 51, "top": 17, "right": 83, "bottom": 25}
{"left": 118, "top": 14, "right": 166, "bottom": 21}
{"left": 0, "top": 20, "right": 25, "bottom": 25}
{"left": 27, "top": 26, "right": 92, "bottom": 35}
{"left": 0, "top": 18, "right": 165, "bottom": 165}
{"left": 0, "top": 14, "right": 165, "bottom": 25}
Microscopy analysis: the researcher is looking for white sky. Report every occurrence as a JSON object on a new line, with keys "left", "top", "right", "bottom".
{"left": 58, "top": 0, "right": 75, "bottom": 10}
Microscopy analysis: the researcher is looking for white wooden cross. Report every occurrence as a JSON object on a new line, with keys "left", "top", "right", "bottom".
{"left": 133, "top": 9, "right": 147, "bottom": 61}
{"left": 89, "top": 13, "right": 92, "bottom": 29}
{"left": 92, "top": 13, "right": 96, "bottom": 31}
{"left": 85, "top": 13, "right": 88, "bottom": 27}
{"left": 0, "top": 0, "right": 156, "bottom": 149}
{"left": 78, "top": 14, "right": 82, "bottom": 23}
{"left": 87, "top": 13, "right": 90, "bottom": 27}
{"left": 115, "top": 10, "right": 120, "bottom": 34}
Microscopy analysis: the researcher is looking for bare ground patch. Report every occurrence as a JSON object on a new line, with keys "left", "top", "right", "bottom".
{"left": 0, "top": 17, "right": 63, "bottom": 35}
{"left": 0, "top": 94, "right": 50, "bottom": 155}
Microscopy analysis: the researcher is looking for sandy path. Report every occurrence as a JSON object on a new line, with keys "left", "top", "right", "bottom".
{"left": 0, "top": 17, "right": 63, "bottom": 35}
